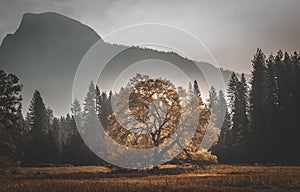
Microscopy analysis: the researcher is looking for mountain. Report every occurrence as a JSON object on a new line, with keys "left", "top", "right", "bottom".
{"left": 0, "top": 12, "right": 247, "bottom": 116}
{"left": 0, "top": 12, "right": 101, "bottom": 115}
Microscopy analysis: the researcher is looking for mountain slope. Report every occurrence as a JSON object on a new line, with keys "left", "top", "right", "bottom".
{"left": 0, "top": 12, "right": 101, "bottom": 115}
{"left": 0, "top": 12, "right": 247, "bottom": 116}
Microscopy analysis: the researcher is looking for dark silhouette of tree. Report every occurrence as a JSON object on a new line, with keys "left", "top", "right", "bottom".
{"left": 210, "top": 108, "right": 231, "bottom": 163}
{"left": 247, "top": 49, "right": 300, "bottom": 164}
{"left": 0, "top": 70, "right": 23, "bottom": 166}
{"left": 95, "top": 88, "right": 113, "bottom": 131}
{"left": 95, "top": 85, "right": 102, "bottom": 120}
{"left": 193, "top": 80, "right": 201, "bottom": 98}
{"left": 290, "top": 51, "right": 300, "bottom": 164}
{"left": 27, "top": 90, "right": 55, "bottom": 164}
{"left": 249, "top": 48, "right": 267, "bottom": 162}
{"left": 62, "top": 100, "right": 84, "bottom": 165}
{"left": 79, "top": 81, "right": 103, "bottom": 165}
{"left": 215, "top": 90, "right": 227, "bottom": 129}
{"left": 226, "top": 72, "right": 249, "bottom": 162}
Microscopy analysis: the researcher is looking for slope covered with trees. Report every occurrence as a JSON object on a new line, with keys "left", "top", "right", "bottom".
{"left": 1, "top": 49, "right": 300, "bottom": 167}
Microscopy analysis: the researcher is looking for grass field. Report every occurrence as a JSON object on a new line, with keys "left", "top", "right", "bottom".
{"left": 1, "top": 164, "right": 300, "bottom": 191}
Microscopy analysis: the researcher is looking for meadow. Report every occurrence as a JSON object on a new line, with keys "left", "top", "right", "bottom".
{"left": 1, "top": 164, "right": 300, "bottom": 192}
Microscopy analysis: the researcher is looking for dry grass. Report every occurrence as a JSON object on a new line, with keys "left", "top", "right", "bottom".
{"left": 1, "top": 165, "right": 300, "bottom": 192}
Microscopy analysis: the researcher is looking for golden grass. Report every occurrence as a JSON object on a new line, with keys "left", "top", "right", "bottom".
{"left": 1, "top": 165, "right": 300, "bottom": 192}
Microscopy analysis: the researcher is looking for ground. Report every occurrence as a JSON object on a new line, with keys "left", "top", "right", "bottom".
{"left": 1, "top": 164, "right": 300, "bottom": 191}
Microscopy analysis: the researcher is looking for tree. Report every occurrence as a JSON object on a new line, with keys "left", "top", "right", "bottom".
{"left": 227, "top": 72, "right": 238, "bottom": 110}
{"left": 82, "top": 81, "right": 98, "bottom": 134}
{"left": 95, "top": 85, "right": 102, "bottom": 120}
{"left": 107, "top": 74, "right": 211, "bottom": 166}
{"left": 48, "top": 117, "right": 60, "bottom": 163}
{"left": 84, "top": 82, "right": 96, "bottom": 117}
{"left": 79, "top": 81, "right": 103, "bottom": 165}
{"left": 62, "top": 102, "right": 84, "bottom": 165}
{"left": 193, "top": 80, "right": 201, "bottom": 98}
{"left": 71, "top": 99, "right": 82, "bottom": 118}
{"left": 215, "top": 90, "right": 227, "bottom": 129}
{"left": 208, "top": 86, "right": 218, "bottom": 126}
{"left": 96, "top": 89, "right": 113, "bottom": 131}
{"left": 249, "top": 48, "right": 266, "bottom": 161}
{"left": 188, "top": 82, "right": 193, "bottom": 97}
{"left": 227, "top": 73, "right": 249, "bottom": 162}
{"left": 0, "top": 70, "right": 23, "bottom": 166}
{"left": 210, "top": 108, "right": 231, "bottom": 163}
{"left": 27, "top": 90, "right": 54, "bottom": 163}
{"left": 238, "top": 73, "right": 249, "bottom": 146}
{"left": 260, "top": 54, "right": 279, "bottom": 162}
{"left": 290, "top": 51, "right": 300, "bottom": 163}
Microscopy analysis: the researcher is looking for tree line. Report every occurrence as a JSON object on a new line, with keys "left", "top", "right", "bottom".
{"left": 0, "top": 76, "right": 113, "bottom": 166}
{"left": 1, "top": 48, "right": 300, "bottom": 167}
{"left": 211, "top": 49, "right": 300, "bottom": 164}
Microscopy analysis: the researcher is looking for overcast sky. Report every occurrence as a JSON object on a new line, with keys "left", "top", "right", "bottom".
{"left": 1, "top": 0, "right": 300, "bottom": 73}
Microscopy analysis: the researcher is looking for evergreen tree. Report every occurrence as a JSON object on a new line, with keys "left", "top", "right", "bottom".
{"left": 27, "top": 91, "right": 53, "bottom": 163}
{"left": 0, "top": 70, "right": 23, "bottom": 166}
{"left": 188, "top": 82, "right": 193, "bottom": 97}
{"left": 238, "top": 74, "right": 249, "bottom": 145}
{"left": 208, "top": 86, "right": 218, "bottom": 126}
{"left": 83, "top": 82, "right": 96, "bottom": 117}
{"left": 210, "top": 108, "right": 231, "bottom": 163}
{"left": 215, "top": 90, "right": 227, "bottom": 129}
{"left": 82, "top": 81, "right": 97, "bottom": 133}
{"left": 97, "top": 91, "right": 113, "bottom": 130}
{"left": 262, "top": 54, "right": 278, "bottom": 162}
{"left": 80, "top": 81, "right": 103, "bottom": 165}
{"left": 95, "top": 85, "right": 102, "bottom": 120}
{"left": 62, "top": 103, "right": 84, "bottom": 165}
{"left": 71, "top": 99, "right": 82, "bottom": 118}
{"left": 249, "top": 49, "right": 266, "bottom": 127}
{"left": 48, "top": 117, "right": 60, "bottom": 163}
{"left": 193, "top": 80, "right": 201, "bottom": 98}
{"left": 291, "top": 51, "right": 300, "bottom": 163}
{"left": 227, "top": 72, "right": 238, "bottom": 110}
{"left": 227, "top": 73, "right": 249, "bottom": 162}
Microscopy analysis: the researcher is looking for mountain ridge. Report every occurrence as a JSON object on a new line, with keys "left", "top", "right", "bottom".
{"left": 0, "top": 12, "right": 248, "bottom": 116}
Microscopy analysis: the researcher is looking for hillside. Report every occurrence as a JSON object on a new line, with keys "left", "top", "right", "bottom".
{"left": 0, "top": 12, "right": 247, "bottom": 116}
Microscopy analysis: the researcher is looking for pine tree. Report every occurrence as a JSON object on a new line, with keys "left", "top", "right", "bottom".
{"left": 227, "top": 72, "right": 238, "bottom": 110}
{"left": 28, "top": 90, "right": 53, "bottom": 163}
{"left": 208, "top": 86, "right": 218, "bottom": 126}
{"left": 193, "top": 80, "right": 201, "bottom": 98}
{"left": 71, "top": 99, "right": 82, "bottom": 118}
{"left": 80, "top": 81, "right": 103, "bottom": 165}
{"left": 188, "top": 82, "right": 193, "bottom": 97}
{"left": 84, "top": 82, "right": 96, "bottom": 117}
{"left": 215, "top": 90, "right": 227, "bottom": 129}
{"left": 97, "top": 90, "right": 113, "bottom": 130}
{"left": 227, "top": 73, "right": 249, "bottom": 162}
{"left": 0, "top": 70, "right": 23, "bottom": 166}
{"left": 291, "top": 51, "right": 300, "bottom": 163}
{"left": 82, "top": 81, "right": 97, "bottom": 134}
{"left": 263, "top": 54, "right": 278, "bottom": 162}
{"left": 211, "top": 108, "right": 231, "bottom": 163}
{"left": 238, "top": 74, "right": 249, "bottom": 143}
{"left": 48, "top": 117, "right": 60, "bottom": 163}
{"left": 95, "top": 85, "right": 102, "bottom": 120}
{"left": 250, "top": 49, "right": 266, "bottom": 162}
{"left": 62, "top": 103, "right": 84, "bottom": 165}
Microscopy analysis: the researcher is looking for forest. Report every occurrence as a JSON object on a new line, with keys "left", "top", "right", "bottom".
{"left": 1, "top": 48, "right": 300, "bottom": 168}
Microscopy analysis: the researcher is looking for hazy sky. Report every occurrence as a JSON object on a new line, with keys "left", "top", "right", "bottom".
{"left": 1, "top": 0, "right": 300, "bottom": 73}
